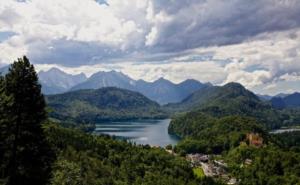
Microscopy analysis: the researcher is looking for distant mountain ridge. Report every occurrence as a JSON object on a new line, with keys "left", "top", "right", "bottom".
{"left": 71, "top": 70, "right": 134, "bottom": 91}
{"left": 39, "top": 67, "right": 87, "bottom": 94}
{"left": 70, "top": 70, "right": 209, "bottom": 104}
{"left": 134, "top": 78, "right": 209, "bottom": 105}
{"left": 0, "top": 66, "right": 88, "bottom": 95}
{"left": 0, "top": 65, "right": 9, "bottom": 75}
{"left": 1, "top": 65, "right": 207, "bottom": 104}
{"left": 271, "top": 92, "right": 300, "bottom": 109}
{"left": 257, "top": 94, "right": 273, "bottom": 101}
{"left": 275, "top": 93, "right": 290, "bottom": 98}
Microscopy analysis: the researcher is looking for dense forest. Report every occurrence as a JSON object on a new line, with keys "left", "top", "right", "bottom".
{"left": 226, "top": 144, "right": 300, "bottom": 184}
{"left": 169, "top": 104, "right": 300, "bottom": 184}
{"left": 44, "top": 122, "right": 223, "bottom": 185}
{"left": 170, "top": 114, "right": 268, "bottom": 154}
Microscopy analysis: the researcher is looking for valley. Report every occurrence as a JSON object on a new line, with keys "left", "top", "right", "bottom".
{"left": 1, "top": 58, "right": 300, "bottom": 185}
{"left": 1, "top": 2, "right": 300, "bottom": 184}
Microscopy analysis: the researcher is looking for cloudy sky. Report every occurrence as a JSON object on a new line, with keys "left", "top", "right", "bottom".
{"left": 1, "top": 0, "right": 300, "bottom": 95}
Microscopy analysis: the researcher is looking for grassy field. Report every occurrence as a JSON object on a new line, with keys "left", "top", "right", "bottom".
{"left": 193, "top": 167, "right": 205, "bottom": 178}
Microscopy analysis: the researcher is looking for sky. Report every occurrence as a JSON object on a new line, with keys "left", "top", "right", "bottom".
{"left": 1, "top": 0, "right": 300, "bottom": 95}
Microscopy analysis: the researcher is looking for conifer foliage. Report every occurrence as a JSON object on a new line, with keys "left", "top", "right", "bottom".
{"left": 0, "top": 56, "right": 55, "bottom": 185}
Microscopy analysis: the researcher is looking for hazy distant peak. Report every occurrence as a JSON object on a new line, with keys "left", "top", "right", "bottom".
{"left": 39, "top": 67, "right": 64, "bottom": 75}
{"left": 77, "top": 72, "right": 87, "bottom": 78}
{"left": 287, "top": 92, "right": 300, "bottom": 98}
{"left": 181, "top": 79, "right": 197, "bottom": 82}
{"left": 39, "top": 67, "right": 87, "bottom": 78}
{"left": 91, "top": 70, "right": 118, "bottom": 75}
{"left": 275, "top": 93, "right": 290, "bottom": 98}
{"left": 0, "top": 65, "right": 9, "bottom": 76}
{"left": 48, "top": 67, "right": 63, "bottom": 72}
{"left": 271, "top": 92, "right": 300, "bottom": 109}
{"left": 178, "top": 79, "right": 201, "bottom": 85}
{"left": 137, "top": 79, "right": 147, "bottom": 83}
{"left": 154, "top": 77, "right": 172, "bottom": 84}
{"left": 38, "top": 67, "right": 87, "bottom": 94}
{"left": 205, "top": 82, "right": 213, "bottom": 86}
{"left": 90, "top": 70, "right": 131, "bottom": 80}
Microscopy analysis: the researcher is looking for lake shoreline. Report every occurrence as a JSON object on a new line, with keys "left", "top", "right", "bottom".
{"left": 93, "top": 119, "right": 180, "bottom": 147}
{"left": 270, "top": 128, "right": 300, "bottom": 134}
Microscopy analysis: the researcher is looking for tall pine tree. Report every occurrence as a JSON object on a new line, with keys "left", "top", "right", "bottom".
{"left": 0, "top": 75, "right": 13, "bottom": 183}
{"left": 0, "top": 56, "right": 54, "bottom": 185}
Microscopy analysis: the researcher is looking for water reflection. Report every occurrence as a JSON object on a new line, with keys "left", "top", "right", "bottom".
{"left": 94, "top": 119, "right": 179, "bottom": 147}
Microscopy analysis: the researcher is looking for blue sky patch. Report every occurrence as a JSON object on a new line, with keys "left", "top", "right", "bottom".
{"left": 0, "top": 31, "right": 17, "bottom": 43}
{"left": 95, "top": 0, "right": 108, "bottom": 5}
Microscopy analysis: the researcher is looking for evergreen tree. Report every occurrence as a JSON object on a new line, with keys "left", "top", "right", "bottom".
{"left": 0, "top": 56, "right": 54, "bottom": 185}
{"left": 0, "top": 75, "right": 13, "bottom": 182}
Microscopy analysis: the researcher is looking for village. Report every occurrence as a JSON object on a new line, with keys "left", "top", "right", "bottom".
{"left": 164, "top": 147, "right": 237, "bottom": 184}
{"left": 165, "top": 132, "right": 264, "bottom": 185}
{"left": 186, "top": 153, "right": 238, "bottom": 185}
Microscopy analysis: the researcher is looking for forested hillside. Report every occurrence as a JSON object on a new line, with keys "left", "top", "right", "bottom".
{"left": 169, "top": 112, "right": 300, "bottom": 184}
{"left": 170, "top": 115, "right": 268, "bottom": 154}
{"left": 167, "top": 83, "right": 297, "bottom": 129}
{"left": 44, "top": 123, "right": 221, "bottom": 185}
{"left": 46, "top": 87, "right": 167, "bottom": 124}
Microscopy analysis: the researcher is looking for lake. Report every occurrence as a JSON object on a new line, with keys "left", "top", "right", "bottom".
{"left": 93, "top": 119, "right": 180, "bottom": 147}
{"left": 270, "top": 128, "right": 300, "bottom": 134}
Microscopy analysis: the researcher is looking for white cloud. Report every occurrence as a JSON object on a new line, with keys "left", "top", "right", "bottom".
{"left": 1, "top": 0, "right": 300, "bottom": 95}
{"left": 280, "top": 73, "right": 300, "bottom": 82}
{"left": 0, "top": 0, "right": 155, "bottom": 64}
{"left": 186, "top": 29, "right": 300, "bottom": 91}
{"left": 1, "top": 0, "right": 147, "bottom": 44}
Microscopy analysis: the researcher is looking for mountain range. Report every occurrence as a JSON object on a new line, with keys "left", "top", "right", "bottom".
{"left": 36, "top": 67, "right": 210, "bottom": 104}
{"left": 258, "top": 93, "right": 291, "bottom": 101}
{"left": 1, "top": 65, "right": 208, "bottom": 104}
{"left": 3, "top": 59, "right": 298, "bottom": 129}
{"left": 2, "top": 65, "right": 300, "bottom": 107}
{"left": 271, "top": 92, "right": 300, "bottom": 109}
{"left": 70, "top": 70, "right": 209, "bottom": 104}
{"left": 39, "top": 68, "right": 87, "bottom": 94}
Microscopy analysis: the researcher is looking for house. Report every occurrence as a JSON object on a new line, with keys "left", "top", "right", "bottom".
{"left": 186, "top": 154, "right": 210, "bottom": 167}
{"left": 246, "top": 133, "right": 263, "bottom": 147}
{"left": 244, "top": 159, "right": 252, "bottom": 165}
